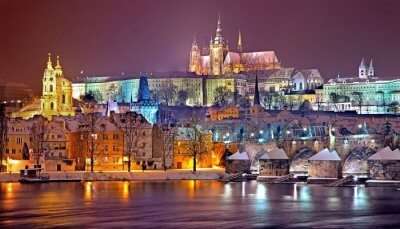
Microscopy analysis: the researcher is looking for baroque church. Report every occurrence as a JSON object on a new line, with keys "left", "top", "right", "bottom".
{"left": 40, "top": 53, "right": 74, "bottom": 118}
{"left": 188, "top": 16, "right": 281, "bottom": 76}
{"left": 12, "top": 54, "right": 74, "bottom": 119}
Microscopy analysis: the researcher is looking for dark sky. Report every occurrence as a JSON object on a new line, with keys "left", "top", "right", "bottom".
{"left": 1, "top": 0, "right": 400, "bottom": 92}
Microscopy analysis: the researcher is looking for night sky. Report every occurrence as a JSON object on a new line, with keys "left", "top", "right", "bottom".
{"left": 1, "top": 0, "right": 400, "bottom": 92}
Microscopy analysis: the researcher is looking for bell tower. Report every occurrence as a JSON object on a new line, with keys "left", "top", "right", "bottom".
{"left": 41, "top": 53, "right": 58, "bottom": 117}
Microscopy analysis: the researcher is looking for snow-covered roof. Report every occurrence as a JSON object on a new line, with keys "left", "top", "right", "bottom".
{"left": 227, "top": 151, "right": 250, "bottom": 160}
{"left": 368, "top": 146, "right": 400, "bottom": 160}
{"left": 309, "top": 148, "right": 341, "bottom": 161}
{"left": 259, "top": 148, "right": 288, "bottom": 160}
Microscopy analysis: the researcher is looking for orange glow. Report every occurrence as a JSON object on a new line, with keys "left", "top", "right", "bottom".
{"left": 121, "top": 181, "right": 130, "bottom": 201}
{"left": 84, "top": 182, "right": 93, "bottom": 201}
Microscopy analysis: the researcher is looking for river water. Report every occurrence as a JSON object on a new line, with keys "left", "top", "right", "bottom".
{"left": 1, "top": 181, "right": 400, "bottom": 228}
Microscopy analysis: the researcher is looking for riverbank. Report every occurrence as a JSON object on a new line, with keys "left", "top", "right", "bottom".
{"left": 0, "top": 168, "right": 225, "bottom": 182}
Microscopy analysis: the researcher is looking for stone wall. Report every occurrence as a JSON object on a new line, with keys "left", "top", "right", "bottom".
{"left": 259, "top": 159, "right": 289, "bottom": 176}
{"left": 225, "top": 160, "right": 251, "bottom": 174}
{"left": 368, "top": 160, "right": 400, "bottom": 180}
{"left": 308, "top": 160, "right": 341, "bottom": 178}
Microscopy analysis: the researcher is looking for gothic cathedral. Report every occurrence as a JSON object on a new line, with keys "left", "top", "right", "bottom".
{"left": 189, "top": 16, "right": 281, "bottom": 76}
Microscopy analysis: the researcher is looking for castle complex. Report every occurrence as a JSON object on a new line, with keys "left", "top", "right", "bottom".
{"left": 188, "top": 16, "right": 281, "bottom": 75}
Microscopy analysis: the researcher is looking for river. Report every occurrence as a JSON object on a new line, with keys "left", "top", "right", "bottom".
{"left": 1, "top": 181, "right": 400, "bottom": 228}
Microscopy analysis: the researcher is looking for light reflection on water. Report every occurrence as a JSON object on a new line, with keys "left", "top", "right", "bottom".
{"left": 1, "top": 181, "right": 400, "bottom": 228}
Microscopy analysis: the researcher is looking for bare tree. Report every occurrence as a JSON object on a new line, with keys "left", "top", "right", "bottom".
{"left": 214, "top": 86, "right": 233, "bottom": 106}
{"left": 121, "top": 112, "right": 138, "bottom": 172}
{"left": 262, "top": 91, "right": 274, "bottom": 110}
{"left": 188, "top": 115, "right": 201, "bottom": 173}
{"left": 0, "top": 104, "right": 7, "bottom": 172}
{"left": 31, "top": 117, "right": 45, "bottom": 167}
{"left": 352, "top": 92, "right": 363, "bottom": 114}
{"left": 177, "top": 90, "right": 189, "bottom": 105}
{"left": 153, "top": 84, "right": 177, "bottom": 105}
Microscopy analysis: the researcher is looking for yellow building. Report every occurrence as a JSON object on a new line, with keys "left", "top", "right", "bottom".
{"left": 41, "top": 54, "right": 74, "bottom": 118}
{"left": 207, "top": 105, "right": 240, "bottom": 121}
{"left": 12, "top": 54, "right": 74, "bottom": 119}
{"left": 173, "top": 128, "right": 214, "bottom": 169}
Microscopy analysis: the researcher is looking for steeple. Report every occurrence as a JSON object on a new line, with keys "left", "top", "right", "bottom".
{"left": 138, "top": 75, "right": 151, "bottom": 102}
{"left": 368, "top": 58, "right": 374, "bottom": 77}
{"left": 254, "top": 73, "right": 260, "bottom": 106}
{"left": 55, "top": 56, "right": 62, "bottom": 69}
{"left": 192, "top": 36, "right": 198, "bottom": 46}
{"left": 214, "top": 14, "right": 224, "bottom": 44}
{"left": 237, "top": 30, "right": 243, "bottom": 52}
{"left": 47, "top": 53, "right": 53, "bottom": 70}
{"left": 359, "top": 58, "right": 367, "bottom": 79}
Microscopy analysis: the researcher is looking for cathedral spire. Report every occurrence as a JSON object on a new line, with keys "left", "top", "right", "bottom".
{"left": 192, "top": 35, "right": 197, "bottom": 46}
{"left": 47, "top": 53, "right": 53, "bottom": 70}
{"left": 237, "top": 30, "right": 243, "bottom": 52}
{"left": 214, "top": 14, "right": 224, "bottom": 44}
{"left": 368, "top": 58, "right": 374, "bottom": 77}
{"left": 254, "top": 73, "right": 260, "bottom": 106}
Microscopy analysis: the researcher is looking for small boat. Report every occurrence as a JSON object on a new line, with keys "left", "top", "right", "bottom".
{"left": 19, "top": 168, "right": 50, "bottom": 183}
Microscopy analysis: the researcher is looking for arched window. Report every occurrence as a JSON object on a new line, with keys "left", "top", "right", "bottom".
{"left": 50, "top": 85, "right": 53, "bottom": 92}
{"left": 50, "top": 102, "right": 54, "bottom": 110}
{"left": 62, "top": 94, "right": 66, "bottom": 104}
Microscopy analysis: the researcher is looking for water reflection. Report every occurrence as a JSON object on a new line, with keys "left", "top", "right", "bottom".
{"left": 0, "top": 181, "right": 399, "bottom": 228}
{"left": 292, "top": 183, "right": 298, "bottom": 201}
{"left": 84, "top": 181, "right": 93, "bottom": 201}
{"left": 352, "top": 186, "right": 369, "bottom": 210}
{"left": 121, "top": 181, "right": 130, "bottom": 201}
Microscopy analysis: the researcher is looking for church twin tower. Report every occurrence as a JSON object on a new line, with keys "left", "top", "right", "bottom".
{"left": 358, "top": 58, "right": 374, "bottom": 79}
{"left": 40, "top": 53, "right": 74, "bottom": 118}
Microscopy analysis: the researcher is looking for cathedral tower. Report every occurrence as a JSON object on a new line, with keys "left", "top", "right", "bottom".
{"left": 209, "top": 15, "right": 228, "bottom": 76}
{"left": 188, "top": 37, "right": 200, "bottom": 73}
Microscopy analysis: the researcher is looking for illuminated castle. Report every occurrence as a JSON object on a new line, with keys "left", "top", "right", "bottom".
{"left": 188, "top": 16, "right": 281, "bottom": 76}
{"left": 40, "top": 53, "right": 74, "bottom": 118}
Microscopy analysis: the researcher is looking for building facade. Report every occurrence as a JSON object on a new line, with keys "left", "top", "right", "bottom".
{"left": 323, "top": 59, "right": 400, "bottom": 114}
